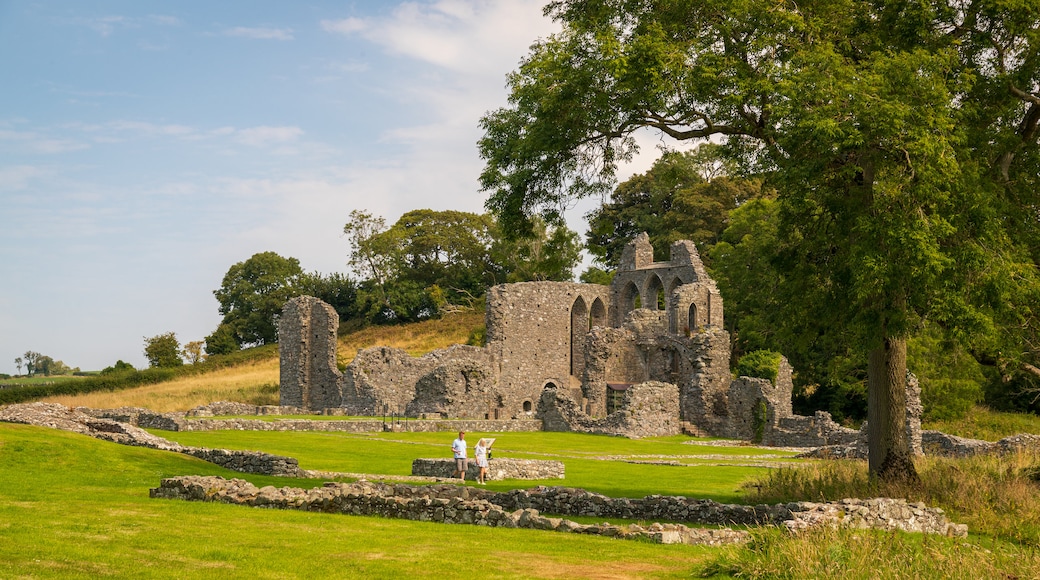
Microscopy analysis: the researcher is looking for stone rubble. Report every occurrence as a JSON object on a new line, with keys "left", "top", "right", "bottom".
{"left": 151, "top": 476, "right": 967, "bottom": 540}
{"left": 411, "top": 457, "right": 565, "bottom": 480}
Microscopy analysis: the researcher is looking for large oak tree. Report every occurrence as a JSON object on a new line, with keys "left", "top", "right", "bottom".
{"left": 479, "top": 0, "right": 1040, "bottom": 482}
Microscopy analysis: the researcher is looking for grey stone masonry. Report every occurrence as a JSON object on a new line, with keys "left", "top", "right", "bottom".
{"left": 537, "top": 381, "right": 681, "bottom": 438}
{"left": 279, "top": 296, "right": 342, "bottom": 410}
{"left": 411, "top": 458, "right": 565, "bottom": 481}
{"left": 152, "top": 476, "right": 967, "bottom": 538}
{"left": 152, "top": 476, "right": 750, "bottom": 546}
{"left": 277, "top": 232, "right": 928, "bottom": 445}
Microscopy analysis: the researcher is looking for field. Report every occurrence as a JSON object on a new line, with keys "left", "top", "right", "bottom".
{"left": 4, "top": 312, "right": 1040, "bottom": 577}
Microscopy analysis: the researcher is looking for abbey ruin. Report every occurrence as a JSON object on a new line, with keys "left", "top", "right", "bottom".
{"left": 280, "top": 233, "right": 919, "bottom": 448}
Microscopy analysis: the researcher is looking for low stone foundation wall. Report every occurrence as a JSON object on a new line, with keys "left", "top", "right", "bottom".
{"left": 151, "top": 476, "right": 966, "bottom": 539}
{"left": 183, "top": 448, "right": 301, "bottom": 477}
{"left": 411, "top": 458, "right": 565, "bottom": 481}
{"left": 151, "top": 476, "right": 749, "bottom": 546}
{"left": 492, "top": 486, "right": 965, "bottom": 536}
{"left": 87, "top": 404, "right": 544, "bottom": 434}
{"left": 1, "top": 403, "right": 301, "bottom": 477}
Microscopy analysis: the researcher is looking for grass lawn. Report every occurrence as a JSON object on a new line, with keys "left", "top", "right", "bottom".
{"left": 152, "top": 430, "right": 797, "bottom": 502}
{"left": 0, "top": 422, "right": 726, "bottom": 579}
{"left": 7, "top": 420, "right": 1040, "bottom": 578}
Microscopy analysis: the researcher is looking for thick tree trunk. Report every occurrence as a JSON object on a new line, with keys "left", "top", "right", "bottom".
{"left": 867, "top": 336, "right": 920, "bottom": 484}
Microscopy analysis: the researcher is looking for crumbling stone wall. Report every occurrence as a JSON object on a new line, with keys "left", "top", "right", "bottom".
{"left": 276, "top": 232, "right": 923, "bottom": 445}
{"left": 411, "top": 458, "right": 565, "bottom": 480}
{"left": 152, "top": 476, "right": 967, "bottom": 538}
{"left": 485, "top": 281, "right": 612, "bottom": 414}
{"left": 279, "top": 296, "right": 342, "bottom": 409}
{"left": 537, "top": 381, "right": 681, "bottom": 438}
{"left": 341, "top": 345, "right": 497, "bottom": 416}
{"left": 152, "top": 476, "right": 752, "bottom": 546}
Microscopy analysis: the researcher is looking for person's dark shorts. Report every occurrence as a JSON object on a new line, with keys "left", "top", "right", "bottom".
{"left": 455, "top": 458, "right": 468, "bottom": 472}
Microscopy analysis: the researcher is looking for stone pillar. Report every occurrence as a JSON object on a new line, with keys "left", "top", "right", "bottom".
{"left": 278, "top": 296, "right": 342, "bottom": 411}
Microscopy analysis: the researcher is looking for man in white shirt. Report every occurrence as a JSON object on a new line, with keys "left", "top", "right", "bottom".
{"left": 451, "top": 431, "right": 467, "bottom": 481}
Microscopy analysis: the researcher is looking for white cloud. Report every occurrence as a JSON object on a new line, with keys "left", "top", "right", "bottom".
{"left": 234, "top": 126, "right": 304, "bottom": 146}
{"left": 328, "top": 0, "right": 557, "bottom": 75}
{"left": 75, "top": 14, "right": 179, "bottom": 36}
{"left": 0, "top": 128, "right": 88, "bottom": 154}
{"left": 224, "top": 26, "right": 294, "bottom": 41}
{"left": 0, "top": 165, "right": 46, "bottom": 190}
{"left": 320, "top": 17, "right": 367, "bottom": 34}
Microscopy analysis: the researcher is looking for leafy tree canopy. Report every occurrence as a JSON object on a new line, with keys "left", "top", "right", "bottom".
{"left": 587, "top": 147, "right": 766, "bottom": 266}
{"left": 479, "top": 0, "right": 1040, "bottom": 481}
{"left": 213, "top": 251, "right": 303, "bottom": 347}
{"left": 344, "top": 208, "right": 581, "bottom": 322}
{"left": 143, "top": 332, "right": 182, "bottom": 368}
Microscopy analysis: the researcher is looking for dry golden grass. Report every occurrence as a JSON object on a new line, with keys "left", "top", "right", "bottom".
{"left": 743, "top": 451, "right": 1040, "bottom": 545}
{"left": 43, "top": 360, "right": 281, "bottom": 412}
{"left": 44, "top": 311, "right": 485, "bottom": 413}
{"left": 336, "top": 310, "right": 483, "bottom": 362}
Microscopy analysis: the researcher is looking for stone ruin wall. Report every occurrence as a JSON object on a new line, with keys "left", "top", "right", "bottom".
{"left": 486, "top": 281, "right": 612, "bottom": 409}
{"left": 342, "top": 344, "right": 498, "bottom": 417}
{"left": 153, "top": 475, "right": 967, "bottom": 539}
{"left": 279, "top": 296, "right": 342, "bottom": 410}
{"left": 276, "top": 233, "right": 922, "bottom": 448}
{"left": 411, "top": 458, "right": 566, "bottom": 480}
{"left": 538, "top": 380, "right": 681, "bottom": 438}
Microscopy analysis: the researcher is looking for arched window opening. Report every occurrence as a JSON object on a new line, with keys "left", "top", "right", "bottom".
{"left": 688, "top": 303, "right": 698, "bottom": 334}
{"left": 590, "top": 298, "right": 607, "bottom": 328}
{"left": 645, "top": 275, "right": 665, "bottom": 311}
{"left": 621, "top": 282, "right": 640, "bottom": 317}
{"left": 523, "top": 400, "right": 533, "bottom": 413}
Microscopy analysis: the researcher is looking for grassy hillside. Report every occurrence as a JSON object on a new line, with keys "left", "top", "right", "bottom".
{"left": 41, "top": 310, "right": 483, "bottom": 412}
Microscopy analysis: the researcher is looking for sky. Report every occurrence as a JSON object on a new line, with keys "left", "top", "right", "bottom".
{"left": 0, "top": 0, "right": 672, "bottom": 375}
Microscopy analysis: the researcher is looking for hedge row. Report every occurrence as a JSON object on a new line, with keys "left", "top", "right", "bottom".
{"left": 0, "top": 343, "right": 280, "bottom": 405}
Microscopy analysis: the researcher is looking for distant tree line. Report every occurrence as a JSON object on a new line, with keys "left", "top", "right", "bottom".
{"left": 185, "top": 209, "right": 580, "bottom": 359}
{"left": 12, "top": 351, "right": 79, "bottom": 377}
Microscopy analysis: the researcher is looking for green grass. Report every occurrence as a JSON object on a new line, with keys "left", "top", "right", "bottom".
{"left": 924, "top": 405, "right": 1040, "bottom": 441}
{"left": 8, "top": 420, "right": 1040, "bottom": 578}
{"left": 0, "top": 375, "right": 85, "bottom": 387}
{"left": 0, "top": 422, "right": 729, "bottom": 579}
{"left": 151, "top": 430, "right": 797, "bottom": 503}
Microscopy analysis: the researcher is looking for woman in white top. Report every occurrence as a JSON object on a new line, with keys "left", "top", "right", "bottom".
{"left": 474, "top": 439, "right": 489, "bottom": 484}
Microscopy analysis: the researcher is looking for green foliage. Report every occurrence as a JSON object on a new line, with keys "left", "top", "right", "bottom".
{"left": 480, "top": 0, "right": 1040, "bottom": 479}
{"left": 752, "top": 399, "right": 768, "bottom": 444}
{"left": 908, "top": 328, "right": 985, "bottom": 421}
{"left": 143, "top": 332, "right": 182, "bottom": 368}
{"left": 346, "top": 209, "right": 582, "bottom": 323}
{"left": 21, "top": 351, "right": 40, "bottom": 376}
{"left": 100, "top": 360, "right": 135, "bottom": 375}
{"left": 736, "top": 350, "right": 783, "bottom": 385}
{"left": 296, "top": 271, "right": 359, "bottom": 322}
{"left": 579, "top": 266, "right": 614, "bottom": 286}
{"left": 586, "top": 148, "right": 766, "bottom": 267}
{"left": 466, "top": 325, "right": 486, "bottom": 347}
{"left": 204, "top": 322, "right": 240, "bottom": 356}
{"left": 490, "top": 216, "right": 581, "bottom": 282}
{"left": 213, "top": 251, "right": 303, "bottom": 347}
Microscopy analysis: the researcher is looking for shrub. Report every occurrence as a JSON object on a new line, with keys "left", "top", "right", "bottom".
{"left": 736, "top": 350, "right": 783, "bottom": 385}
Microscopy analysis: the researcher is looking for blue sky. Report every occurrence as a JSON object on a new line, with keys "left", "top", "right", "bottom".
{"left": 0, "top": 1, "right": 667, "bottom": 374}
